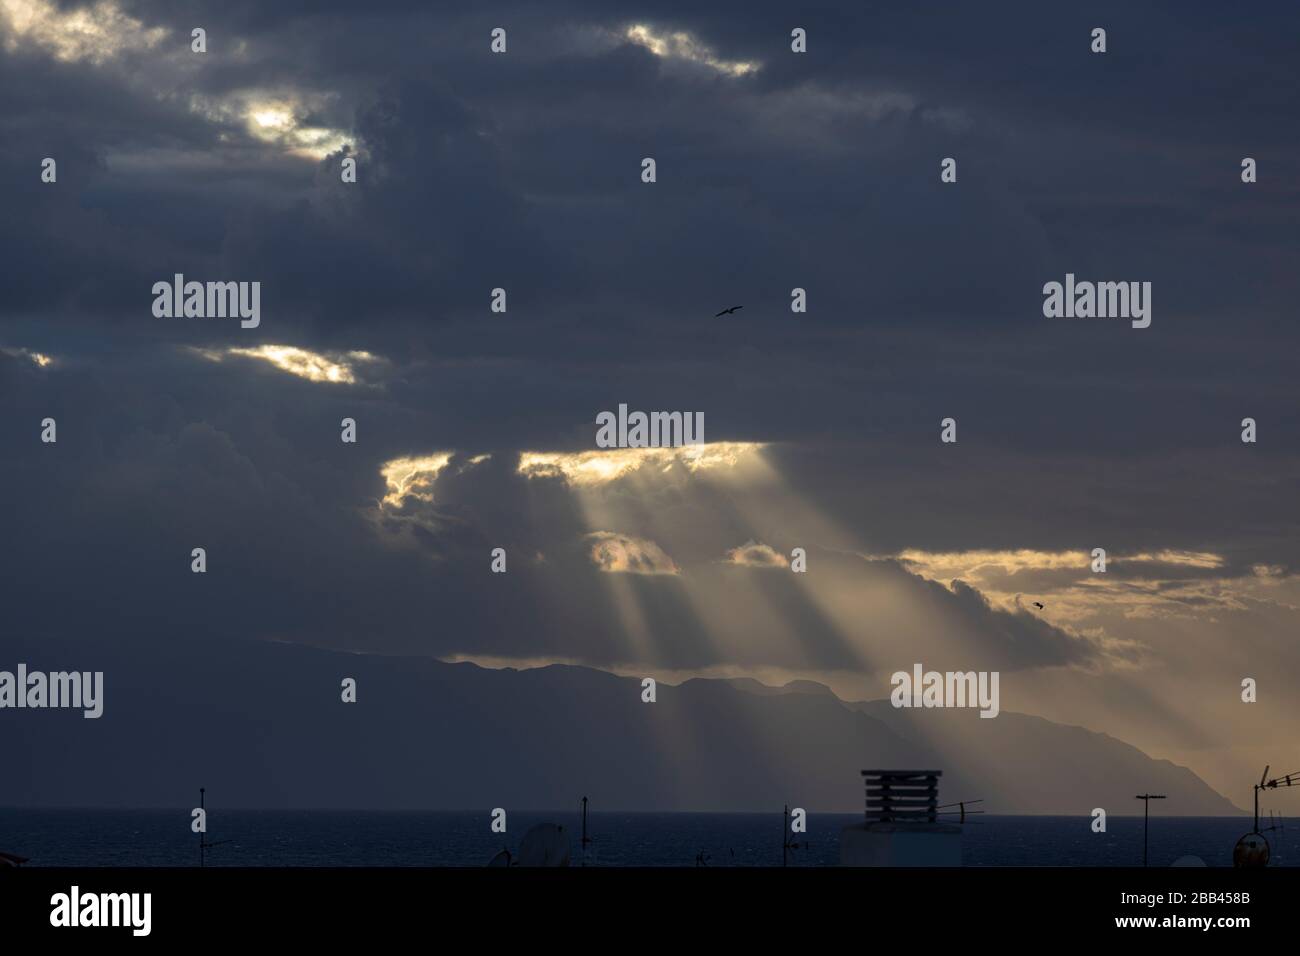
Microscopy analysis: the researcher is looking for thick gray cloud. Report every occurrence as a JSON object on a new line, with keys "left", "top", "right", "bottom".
{"left": 0, "top": 344, "right": 1109, "bottom": 675}
{"left": 1, "top": 0, "right": 1298, "bottom": 799}
{"left": 2, "top": 0, "right": 1296, "bottom": 454}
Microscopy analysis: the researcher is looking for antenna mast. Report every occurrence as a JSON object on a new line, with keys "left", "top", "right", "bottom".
{"left": 782, "top": 804, "right": 788, "bottom": 867}
{"left": 1253, "top": 766, "right": 1300, "bottom": 833}
{"left": 1134, "top": 794, "right": 1166, "bottom": 867}
{"left": 782, "top": 804, "right": 809, "bottom": 865}
{"left": 580, "top": 796, "right": 592, "bottom": 866}
{"left": 197, "top": 786, "right": 231, "bottom": 866}
{"left": 936, "top": 799, "right": 985, "bottom": 823}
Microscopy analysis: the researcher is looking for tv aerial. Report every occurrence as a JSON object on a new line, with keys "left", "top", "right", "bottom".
{"left": 1234, "top": 765, "right": 1299, "bottom": 868}
{"left": 937, "top": 799, "right": 985, "bottom": 823}
{"left": 1134, "top": 794, "right": 1167, "bottom": 867}
{"left": 782, "top": 804, "right": 811, "bottom": 866}
{"left": 579, "top": 795, "right": 595, "bottom": 866}
{"left": 197, "top": 788, "right": 233, "bottom": 868}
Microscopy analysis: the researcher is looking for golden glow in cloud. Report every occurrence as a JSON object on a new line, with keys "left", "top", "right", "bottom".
{"left": 722, "top": 540, "right": 786, "bottom": 568}
{"left": 244, "top": 99, "right": 349, "bottom": 159}
{"left": 188, "top": 91, "right": 352, "bottom": 160}
{"left": 895, "top": 546, "right": 1266, "bottom": 625}
{"left": 1125, "top": 550, "right": 1226, "bottom": 570}
{"left": 899, "top": 548, "right": 1087, "bottom": 575}
{"left": 623, "top": 24, "right": 759, "bottom": 77}
{"left": 517, "top": 442, "right": 764, "bottom": 486}
{"left": 898, "top": 548, "right": 1225, "bottom": 578}
{"left": 380, "top": 454, "right": 454, "bottom": 508}
{"left": 0, "top": 0, "right": 167, "bottom": 64}
{"left": 2, "top": 346, "right": 54, "bottom": 367}
{"left": 587, "top": 532, "right": 679, "bottom": 575}
{"left": 0, "top": 2, "right": 353, "bottom": 162}
{"left": 193, "top": 345, "right": 382, "bottom": 385}
{"left": 378, "top": 453, "right": 493, "bottom": 509}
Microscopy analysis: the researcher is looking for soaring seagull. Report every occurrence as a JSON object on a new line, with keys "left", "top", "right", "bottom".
{"left": 714, "top": 305, "right": 744, "bottom": 317}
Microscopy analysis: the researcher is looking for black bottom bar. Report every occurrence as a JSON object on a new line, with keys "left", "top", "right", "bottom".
{"left": 3, "top": 866, "right": 1289, "bottom": 941}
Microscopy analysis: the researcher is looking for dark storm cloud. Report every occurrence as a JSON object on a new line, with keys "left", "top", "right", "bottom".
{"left": 0, "top": 342, "right": 1111, "bottom": 675}
{"left": 0, "top": 0, "right": 1296, "bottom": 678}
{"left": 6, "top": 0, "right": 1298, "bottom": 353}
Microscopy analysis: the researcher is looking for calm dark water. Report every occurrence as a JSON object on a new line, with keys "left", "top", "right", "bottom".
{"left": 1, "top": 810, "right": 1292, "bottom": 867}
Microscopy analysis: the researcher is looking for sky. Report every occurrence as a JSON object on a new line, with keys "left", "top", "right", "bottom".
{"left": 1, "top": 0, "right": 1297, "bottom": 805}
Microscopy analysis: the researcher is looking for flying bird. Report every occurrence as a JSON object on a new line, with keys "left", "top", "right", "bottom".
{"left": 714, "top": 305, "right": 744, "bottom": 317}
{"left": 1032, "top": 602, "right": 1045, "bottom": 610}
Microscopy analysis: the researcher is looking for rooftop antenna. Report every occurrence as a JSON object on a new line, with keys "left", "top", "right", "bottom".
{"left": 936, "top": 799, "right": 985, "bottom": 824}
{"left": 1233, "top": 766, "right": 1298, "bottom": 867}
{"left": 1134, "top": 794, "right": 1166, "bottom": 867}
{"left": 1253, "top": 766, "right": 1299, "bottom": 834}
{"left": 579, "top": 796, "right": 593, "bottom": 866}
{"left": 783, "top": 804, "right": 790, "bottom": 867}
{"left": 197, "top": 787, "right": 231, "bottom": 867}
{"left": 782, "top": 804, "right": 810, "bottom": 866}
{"left": 1267, "top": 811, "right": 1285, "bottom": 863}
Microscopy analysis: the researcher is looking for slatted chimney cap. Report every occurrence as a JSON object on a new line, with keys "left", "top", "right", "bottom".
{"left": 861, "top": 770, "right": 943, "bottom": 824}
{"left": 861, "top": 770, "right": 942, "bottom": 777}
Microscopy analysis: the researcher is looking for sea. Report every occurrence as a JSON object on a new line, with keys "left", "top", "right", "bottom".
{"left": 2, "top": 810, "right": 1294, "bottom": 867}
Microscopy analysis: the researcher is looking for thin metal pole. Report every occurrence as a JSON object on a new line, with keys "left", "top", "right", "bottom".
{"left": 782, "top": 805, "right": 788, "bottom": 867}
{"left": 581, "top": 796, "right": 589, "bottom": 866}
{"left": 1143, "top": 798, "right": 1149, "bottom": 867}
{"left": 1134, "top": 794, "right": 1165, "bottom": 867}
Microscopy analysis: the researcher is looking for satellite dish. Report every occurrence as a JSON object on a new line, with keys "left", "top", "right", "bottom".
{"left": 1233, "top": 832, "right": 1270, "bottom": 868}
{"left": 516, "top": 823, "right": 571, "bottom": 867}
{"left": 1170, "top": 855, "right": 1206, "bottom": 867}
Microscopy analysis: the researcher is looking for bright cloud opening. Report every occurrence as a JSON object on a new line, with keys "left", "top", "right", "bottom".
{"left": 0, "top": 0, "right": 168, "bottom": 64}
{"left": 188, "top": 91, "right": 352, "bottom": 160}
{"left": 378, "top": 452, "right": 492, "bottom": 509}
{"left": 897, "top": 548, "right": 1226, "bottom": 578}
{"left": 380, "top": 454, "right": 455, "bottom": 509}
{"left": 192, "top": 345, "right": 383, "bottom": 385}
{"left": 722, "top": 540, "right": 786, "bottom": 569}
{"left": 622, "top": 23, "right": 760, "bottom": 77}
{"left": 517, "top": 442, "right": 764, "bottom": 487}
{"left": 895, "top": 546, "right": 1258, "bottom": 625}
{"left": 587, "top": 531, "right": 679, "bottom": 575}
{"left": 1, "top": 346, "right": 54, "bottom": 367}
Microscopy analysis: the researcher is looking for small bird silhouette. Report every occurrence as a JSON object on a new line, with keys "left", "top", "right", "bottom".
{"left": 714, "top": 305, "right": 744, "bottom": 317}
{"left": 1032, "top": 601, "right": 1045, "bottom": 610}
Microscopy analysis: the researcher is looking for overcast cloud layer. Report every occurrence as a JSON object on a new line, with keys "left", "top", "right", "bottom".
{"left": 1, "top": 0, "right": 1297, "bottom": 802}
